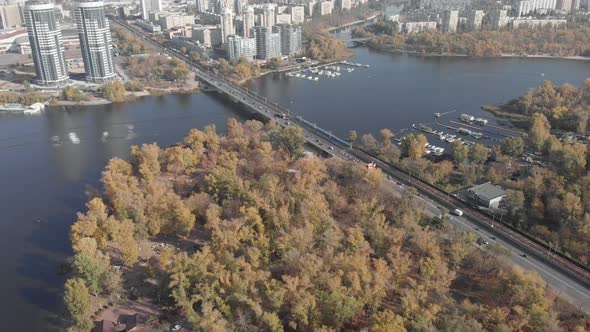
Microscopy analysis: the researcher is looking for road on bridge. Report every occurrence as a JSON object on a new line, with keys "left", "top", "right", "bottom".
{"left": 111, "top": 18, "right": 590, "bottom": 312}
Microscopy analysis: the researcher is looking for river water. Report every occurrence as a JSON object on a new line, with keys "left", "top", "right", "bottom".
{"left": 1, "top": 34, "right": 589, "bottom": 330}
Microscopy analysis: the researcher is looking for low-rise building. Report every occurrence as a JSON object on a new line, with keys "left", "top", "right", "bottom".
{"left": 403, "top": 21, "right": 437, "bottom": 33}
{"left": 512, "top": 18, "right": 567, "bottom": 29}
{"left": 467, "top": 182, "right": 506, "bottom": 209}
{"left": 159, "top": 13, "right": 195, "bottom": 30}
{"left": 136, "top": 20, "right": 162, "bottom": 33}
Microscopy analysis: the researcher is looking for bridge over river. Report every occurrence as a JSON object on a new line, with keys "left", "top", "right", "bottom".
{"left": 112, "top": 18, "right": 590, "bottom": 309}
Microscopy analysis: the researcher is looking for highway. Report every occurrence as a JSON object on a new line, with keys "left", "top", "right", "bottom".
{"left": 111, "top": 18, "right": 590, "bottom": 312}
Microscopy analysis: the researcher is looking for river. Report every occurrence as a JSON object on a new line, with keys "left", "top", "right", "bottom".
{"left": 1, "top": 33, "right": 589, "bottom": 330}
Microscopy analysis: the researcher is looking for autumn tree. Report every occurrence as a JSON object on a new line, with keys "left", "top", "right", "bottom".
{"left": 401, "top": 133, "right": 427, "bottom": 160}
{"left": 529, "top": 113, "right": 551, "bottom": 151}
{"left": 102, "top": 81, "right": 126, "bottom": 102}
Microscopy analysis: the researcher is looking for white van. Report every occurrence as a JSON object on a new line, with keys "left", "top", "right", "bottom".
{"left": 452, "top": 209, "right": 463, "bottom": 216}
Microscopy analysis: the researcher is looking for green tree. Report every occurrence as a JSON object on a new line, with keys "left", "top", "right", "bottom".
{"left": 469, "top": 143, "right": 489, "bottom": 164}
{"left": 451, "top": 140, "right": 469, "bottom": 164}
{"left": 501, "top": 137, "right": 524, "bottom": 157}
{"left": 268, "top": 125, "right": 305, "bottom": 159}
{"left": 64, "top": 278, "right": 93, "bottom": 331}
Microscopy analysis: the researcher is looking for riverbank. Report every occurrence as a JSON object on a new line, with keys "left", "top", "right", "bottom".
{"left": 363, "top": 42, "right": 590, "bottom": 61}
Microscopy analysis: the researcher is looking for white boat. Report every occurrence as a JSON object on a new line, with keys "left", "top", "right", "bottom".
{"left": 313, "top": 77, "right": 319, "bottom": 81}
{"left": 460, "top": 113, "right": 475, "bottom": 122}
{"left": 68, "top": 132, "right": 80, "bottom": 144}
{"left": 475, "top": 118, "right": 488, "bottom": 125}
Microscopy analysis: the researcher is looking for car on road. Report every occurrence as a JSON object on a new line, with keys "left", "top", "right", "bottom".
{"left": 476, "top": 237, "right": 489, "bottom": 246}
{"left": 452, "top": 209, "right": 463, "bottom": 216}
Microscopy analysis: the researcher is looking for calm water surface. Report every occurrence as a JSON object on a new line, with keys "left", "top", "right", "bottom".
{"left": 1, "top": 37, "right": 589, "bottom": 330}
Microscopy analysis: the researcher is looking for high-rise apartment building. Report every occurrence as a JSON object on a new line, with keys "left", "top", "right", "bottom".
{"left": 489, "top": 9, "right": 508, "bottom": 30}
{"left": 140, "top": 0, "right": 162, "bottom": 20}
{"left": 290, "top": 6, "right": 304, "bottom": 24}
{"left": 275, "top": 24, "right": 302, "bottom": 56}
{"left": 221, "top": 8, "right": 234, "bottom": 43}
{"left": 227, "top": 35, "right": 257, "bottom": 61}
{"left": 263, "top": 4, "right": 275, "bottom": 28}
{"left": 0, "top": 3, "right": 24, "bottom": 29}
{"left": 24, "top": 1, "right": 68, "bottom": 87}
{"left": 243, "top": 6, "right": 255, "bottom": 37}
{"left": 196, "top": 0, "right": 208, "bottom": 13}
{"left": 466, "top": 10, "right": 485, "bottom": 31}
{"left": 442, "top": 10, "right": 458, "bottom": 32}
{"left": 253, "top": 26, "right": 280, "bottom": 60}
{"left": 74, "top": 0, "right": 116, "bottom": 83}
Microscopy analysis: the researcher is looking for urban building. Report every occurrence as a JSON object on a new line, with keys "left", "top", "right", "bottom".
{"left": 489, "top": 9, "right": 508, "bottom": 30}
{"left": 253, "top": 26, "right": 281, "bottom": 60}
{"left": 466, "top": 10, "right": 485, "bottom": 31}
{"left": 337, "top": 0, "right": 351, "bottom": 10}
{"left": 442, "top": 10, "right": 458, "bottom": 32}
{"left": 23, "top": 0, "right": 68, "bottom": 86}
{"left": 227, "top": 34, "right": 257, "bottom": 61}
{"left": 159, "top": 13, "right": 194, "bottom": 30}
{"left": 0, "top": 3, "right": 24, "bottom": 29}
{"left": 242, "top": 6, "right": 255, "bottom": 37}
{"left": 466, "top": 182, "right": 506, "bottom": 209}
{"left": 263, "top": 4, "right": 275, "bottom": 29}
{"left": 117, "top": 6, "right": 131, "bottom": 19}
{"left": 290, "top": 6, "right": 304, "bottom": 24}
{"left": 196, "top": 0, "right": 208, "bottom": 13}
{"left": 403, "top": 21, "right": 437, "bottom": 33}
{"left": 148, "top": 11, "right": 162, "bottom": 24}
{"left": 234, "top": 0, "right": 243, "bottom": 15}
{"left": 516, "top": 0, "right": 557, "bottom": 16}
{"left": 73, "top": 0, "right": 116, "bottom": 83}
{"left": 193, "top": 25, "right": 222, "bottom": 47}
{"left": 319, "top": 0, "right": 334, "bottom": 15}
{"left": 275, "top": 24, "right": 302, "bottom": 56}
{"left": 512, "top": 18, "right": 567, "bottom": 28}
{"left": 305, "top": 0, "right": 317, "bottom": 17}
{"left": 276, "top": 12, "right": 292, "bottom": 24}
{"left": 136, "top": 20, "right": 162, "bottom": 32}
{"left": 220, "top": 8, "right": 234, "bottom": 43}
{"left": 140, "top": 0, "right": 162, "bottom": 20}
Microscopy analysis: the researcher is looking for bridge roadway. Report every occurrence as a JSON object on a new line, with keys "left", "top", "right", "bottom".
{"left": 112, "top": 19, "right": 590, "bottom": 311}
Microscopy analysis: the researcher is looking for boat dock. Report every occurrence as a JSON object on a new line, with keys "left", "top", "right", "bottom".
{"left": 449, "top": 120, "right": 515, "bottom": 138}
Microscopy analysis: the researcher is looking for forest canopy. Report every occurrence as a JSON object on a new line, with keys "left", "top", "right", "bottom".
{"left": 358, "top": 25, "right": 590, "bottom": 57}
{"left": 64, "top": 119, "right": 588, "bottom": 331}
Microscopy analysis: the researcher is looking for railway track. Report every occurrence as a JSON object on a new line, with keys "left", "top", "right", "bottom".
{"left": 112, "top": 18, "right": 590, "bottom": 290}
{"left": 351, "top": 148, "right": 590, "bottom": 287}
